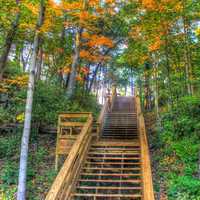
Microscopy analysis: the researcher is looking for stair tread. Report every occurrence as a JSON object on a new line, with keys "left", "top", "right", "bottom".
{"left": 93, "top": 142, "right": 139, "bottom": 146}
{"left": 82, "top": 167, "right": 141, "bottom": 170}
{"left": 80, "top": 173, "right": 141, "bottom": 176}
{"left": 85, "top": 162, "right": 141, "bottom": 165}
{"left": 88, "top": 152, "right": 140, "bottom": 155}
{"left": 77, "top": 186, "right": 142, "bottom": 190}
{"left": 87, "top": 157, "right": 140, "bottom": 160}
{"left": 78, "top": 179, "right": 142, "bottom": 183}
{"left": 72, "top": 193, "right": 142, "bottom": 197}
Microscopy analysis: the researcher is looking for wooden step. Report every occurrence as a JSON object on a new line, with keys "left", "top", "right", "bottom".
{"left": 76, "top": 186, "right": 142, "bottom": 190}
{"left": 87, "top": 157, "right": 140, "bottom": 160}
{"left": 88, "top": 152, "right": 140, "bottom": 155}
{"left": 85, "top": 162, "right": 141, "bottom": 165}
{"left": 80, "top": 173, "right": 141, "bottom": 176}
{"left": 72, "top": 193, "right": 142, "bottom": 198}
{"left": 78, "top": 179, "right": 141, "bottom": 183}
{"left": 93, "top": 142, "right": 139, "bottom": 146}
{"left": 91, "top": 145, "right": 140, "bottom": 151}
{"left": 82, "top": 167, "right": 141, "bottom": 171}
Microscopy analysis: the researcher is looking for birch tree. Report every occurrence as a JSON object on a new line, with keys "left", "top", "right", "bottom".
{"left": 17, "top": 1, "right": 45, "bottom": 199}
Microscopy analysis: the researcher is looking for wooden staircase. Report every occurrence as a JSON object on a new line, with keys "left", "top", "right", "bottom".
{"left": 70, "top": 140, "right": 142, "bottom": 199}
{"left": 45, "top": 95, "right": 154, "bottom": 200}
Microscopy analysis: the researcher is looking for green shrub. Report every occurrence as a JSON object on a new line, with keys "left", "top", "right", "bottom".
{"left": 154, "top": 95, "right": 200, "bottom": 199}
{"left": 0, "top": 161, "right": 18, "bottom": 185}
{"left": 0, "top": 134, "right": 21, "bottom": 158}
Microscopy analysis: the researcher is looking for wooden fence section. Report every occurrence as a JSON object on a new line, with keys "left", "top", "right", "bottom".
{"left": 136, "top": 96, "right": 155, "bottom": 200}
{"left": 55, "top": 113, "right": 93, "bottom": 170}
{"left": 46, "top": 113, "right": 93, "bottom": 200}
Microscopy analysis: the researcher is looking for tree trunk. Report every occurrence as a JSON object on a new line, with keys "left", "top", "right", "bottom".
{"left": 164, "top": 36, "right": 173, "bottom": 109}
{"left": 17, "top": 1, "right": 45, "bottom": 199}
{"left": 183, "top": 16, "right": 192, "bottom": 95}
{"left": 0, "top": 0, "right": 20, "bottom": 80}
{"left": 88, "top": 63, "right": 101, "bottom": 93}
{"left": 154, "top": 63, "right": 159, "bottom": 119}
{"left": 67, "top": 29, "right": 80, "bottom": 98}
{"left": 36, "top": 47, "right": 43, "bottom": 80}
{"left": 144, "top": 70, "right": 151, "bottom": 111}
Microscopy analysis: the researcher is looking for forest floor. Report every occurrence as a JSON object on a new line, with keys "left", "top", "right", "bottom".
{"left": 0, "top": 129, "right": 58, "bottom": 200}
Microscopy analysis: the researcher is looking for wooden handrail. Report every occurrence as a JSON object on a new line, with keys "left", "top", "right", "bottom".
{"left": 45, "top": 113, "right": 93, "bottom": 200}
{"left": 135, "top": 95, "right": 155, "bottom": 200}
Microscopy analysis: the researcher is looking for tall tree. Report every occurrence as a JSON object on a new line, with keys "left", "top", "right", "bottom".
{"left": 0, "top": 0, "right": 20, "bottom": 80}
{"left": 17, "top": 1, "right": 45, "bottom": 199}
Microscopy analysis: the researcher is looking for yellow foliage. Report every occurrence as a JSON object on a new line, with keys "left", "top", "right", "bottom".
{"left": 80, "top": 50, "right": 91, "bottom": 58}
{"left": 24, "top": 2, "right": 39, "bottom": 16}
{"left": 62, "top": 2, "right": 82, "bottom": 11}
{"left": 86, "top": 35, "right": 114, "bottom": 48}
{"left": 82, "top": 31, "right": 90, "bottom": 39}
{"left": 48, "top": 0, "right": 62, "bottom": 16}
{"left": 105, "top": 0, "right": 115, "bottom": 4}
{"left": 0, "top": 87, "right": 8, "bottom": 93}
{"left": 142, "top": 0, "right": 157, "bottom": 10}
{"left": 5, "top": 75, "right": 29, "bottom": 87}
{"left": 195, "top": 28, "right": 200, "bottom": 36}
{"left": 62, "top": 66, "right": 71, "bottom": 74}
{"left": 148, "top": 36, "right": 162, "bottom": 52}
{"left": 76, "top": 74, "right": 84, "bottom": 82}
{"left": 88, "top": 0, "right": 99, "bottom": 7}
{"left": 19, "top": 23, "right": 35, "bottom": 30}
{"left": 16, "top": 113, "right": 25, "bottom": 123}
{"left": 39, "top": 18, "right": 52, "bottom": 33}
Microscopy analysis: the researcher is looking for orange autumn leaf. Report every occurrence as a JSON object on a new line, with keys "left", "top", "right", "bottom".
{"left": 62, "top": 2, "right": 82, "bottom": 11}
{"left": 142, "top": 0, "right": 157, "bottom": 10}
{"left": 148, "top": 37, "right": 162, "bottom": 52}
{"left": 48, "top": 0, "right": 62, "bottom": 16}
{"left": 62, "top": 66, "right": 71, "bottom": 74}
{"left": 76, "top": 75, "right": 84, "bottom": 82}
{"left": 5, "top": 75, "right": 28, "bottom": 87}
{"left": 87, "top": 35, "right": 113, "bottom": 48}
{"left": 80, "top": 67, "right": 90, "bottom": 75}
{"left": 24, "top": 2, "right": 39, "bottom": 15}
{"left": 82, "top": 31, "right": 90, "bottom": 39}
{"left": 88, "top": 0, "right": 99, "bottom": 7}
{"left": 80, "top": 50, "right": 91, "bottom": 58}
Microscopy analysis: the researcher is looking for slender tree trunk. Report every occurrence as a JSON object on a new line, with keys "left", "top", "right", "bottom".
{"left": 164, "top": 36, "right": 173, "bottom": 109}
{"left": 36, "top": 47, "right": 43, "bottom": 80}
{"left": 67, "top": 29, "right": 80, "bottom": 98}
{"left": 0, "top": 0, "right": 20, "bottom": 80}
{"left": 88, "top": 63, "right": 101, "bottom": 93}
{"left": 17, "top": 1, "right": 45, "bottom": 199}
{"left": 144, "top": 69, "right": 151, "bottom": 111}
{"left": 153, "top": 64, "right": 159, "bottom": 118}
{"left": 183, "top": 16, "right": 192, "bottom": 95}
{"left": 125, "top": 85, "right": 127, "bottom": 96}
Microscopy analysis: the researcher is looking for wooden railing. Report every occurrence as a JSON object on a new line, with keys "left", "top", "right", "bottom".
{"left": 45, "top": 113, "right": 93, "bottom": 200}
{"left": 135, "top": 95, "right": 155, "bottom": 200}
{"left": 55, "top": 113, "right": 92, "bottom": 170}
